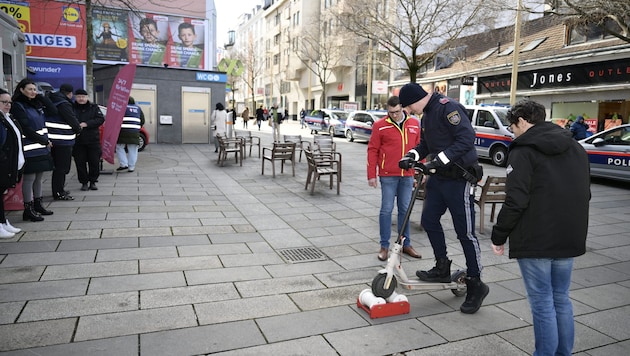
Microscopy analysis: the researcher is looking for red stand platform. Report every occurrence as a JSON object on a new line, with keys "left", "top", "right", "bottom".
{"left": 356, "top": 298, "right": 410, "bottom": 319}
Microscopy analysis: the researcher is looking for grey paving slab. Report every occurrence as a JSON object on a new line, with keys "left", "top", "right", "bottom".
{"left": 95, "top": 246, "right": 177, "bottom": 262}
{"left": 571, "top": 283, "right": 630, "bottom": 310}
{"left": 0, "top": 266, "right": 44, "bottom": 284}
{"left": 0, "top": 240, "right": 59, "bottom": 254}
{"left": 0, "top": 336, "right": 138, "bottom": 356}
{"left": 100, "top": 227, "right": 172, "bottom": 238}
{"left": 575, "top": 305, "right": 630, "bottom": 341}
{"left": 219, "top": 252, "right": 285, "bottom": 267}
{"left": 40, "top": 260, "right": 138, "bottom": 280}
{"left": 571, "top": 266, "right": 630, "bottom": 287}
{"left": 0, "top": 318, "right": 76, "bottom": 352}
{"left": 140, "top": 283, "right": 239, "bottom": 309}
{"left": 405, "top": 334, "right": 527, "bottom": 356}
{"left": 18, "top": 292, "right": 137, "bottom": 322}
{"left": 195, "top": 294, "right": 300, "bottom": 324}
{"left": 0, "top": 279, "right": 88, "bottom": 302}
{"left": 0, "top": 302, "right": 23, "bottom": 324}
{"left": 289, "top": 285, "right": 365, "bottom": 311}
{"left": 56, "top": 237, "right": 138, "bottom": 251}
{"left": 177, "top": 242, "right": 251, "bottom": 257}
{"left": 0, "top": 250, "right": 96, "bottom": 267}
{"left": 582, "top": 340, "right": 630, "bottom": 356}
{"left": 314, "top": 269, "right": 378, "bottom": 287}
{"left": 256, "top": 305, "right": 369, "bottom": 343}
{"left": 264, "top": 260, "right": 342, "bottom": 278}
{"left": 499, "top": 323, "right": 616, "bottom": 354}
{"left": 139, "top": 255, "right": 221, "bottom": 273}
{"left": 74, "top": 305, "right": 197, "bottom": 341}
{"left": 210, "top": 336, "right": 338, "bottom": 356}
{"left": 88, "top": 271, "right": 186, "bottom": 294}
{"left": 68, "top": 220, "right": 140, "bottom": 230}
{"left": 138, "top": 234, "right": 210, "bottom": 247}
{"left": 185, "top": 265, "right": 271, "bottom": 285}
{"left": 235, "top": 275, "right": 325, "bottom": 298}
{"left": 325, "top": 319, "right": 447, "bottom": 356}
{"left": 207, "top": 232, "right": 264, "bottom": 244}
{"left": 420, "top": 305, "right": 529, "bottom": 342}
{"left": 139, "top": 320, "right": 266, "bottom": 355}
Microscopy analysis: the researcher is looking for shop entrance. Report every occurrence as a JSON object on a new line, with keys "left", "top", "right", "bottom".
{"left": 182, "top": 86, "right": 211, "bottom": 143}
{"left": 131, "top": 84, "right": 157, "bottom": 143}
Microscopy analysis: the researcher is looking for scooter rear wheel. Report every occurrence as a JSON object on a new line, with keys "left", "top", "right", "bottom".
{"left": 450, "top": 270, "right": 467, "bottom": 297}
{"left": 372, "top": 273, "right": 397, "bottom": 298}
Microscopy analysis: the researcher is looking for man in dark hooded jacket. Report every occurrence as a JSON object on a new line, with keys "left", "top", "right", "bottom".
{"left": 491, "top": 100, "right": 590, "bottom": 356}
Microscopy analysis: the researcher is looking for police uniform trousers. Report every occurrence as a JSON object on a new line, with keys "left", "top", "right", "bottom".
{"left": 73, "top": 142, "right": 102, "bottom": 184}
{"left": 51, "top": 145, "right": 74, "bottom": 195}
{"left": 421, "top": 175, "right": 483, "bottom": 277}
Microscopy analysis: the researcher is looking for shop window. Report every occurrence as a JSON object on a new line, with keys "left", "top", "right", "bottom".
{"left": 569, "top": 19, "right": 622, "bottom": 45}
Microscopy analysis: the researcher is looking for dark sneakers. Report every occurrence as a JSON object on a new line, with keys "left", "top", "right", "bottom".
{"left": 81, "top": 183, "right": 89, "bottom": 191}
{"left": 89, "top": 182, "right": 98, "bottom": 190}
{"left": 460, "top": 276, "right": 490, "bottom": 314}
{"left": 416, "top": 258, "right": 452, "bottom": 283}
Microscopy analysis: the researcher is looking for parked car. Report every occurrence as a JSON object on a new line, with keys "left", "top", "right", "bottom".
{"left": 305, "top": 109, "right": 350, "bottom": 136}
{"left": 465, "top": 104, "right": 513, "bottom": 166}
{"left": 98, "top": 105, "right": 149, "bottom": 151}
{"left": 344, "top": 110, "right": 386, "bottom": 142}
{"left": 579, "top": 123, "right": 630, "bottom": 183}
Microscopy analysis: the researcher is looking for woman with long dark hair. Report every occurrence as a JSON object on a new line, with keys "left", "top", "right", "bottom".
{"left": 10, "top": 79, "right": 57, "bottom": 222}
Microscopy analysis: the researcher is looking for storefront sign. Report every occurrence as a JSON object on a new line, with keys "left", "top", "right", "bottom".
{"left": 478, "top": 60, "right": 630, "bottom": 94}
{"left": 195, "top": 72, "right": 227, "bottom": 82}
{"left": 26, "top": 61, "right": 84, "bottom": 90}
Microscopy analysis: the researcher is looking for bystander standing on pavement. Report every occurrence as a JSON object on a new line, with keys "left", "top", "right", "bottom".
{"left": 300, "top": 108, "right": 306, "bottom": 128}
{"left": 271, "top": 105, "right": 281, "bottom": 142}
{"left": 46, "top": 84, "right": 82, "bottom": 201}
{"left": 255, "top": 105, "right": 264, "bottom": 131}
{"left": 72, "top": 89, "right": 105, "bottom": 191}
{"left": 491, "top": 100, "right": 591, "bottom": 356}
{"left": 116, "top": 97, "right": 144, "bottom": 172}
{"left": 367, "top": 95, "right": 422, "bottom": 261}
{"left": 0, "top": 88, "right": 24, "bottom": 237}
{"left": 211, "top": 102, "right": 227, "bottom": 153}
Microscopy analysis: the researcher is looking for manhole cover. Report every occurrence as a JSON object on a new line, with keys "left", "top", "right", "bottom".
{"left": 278, "top": 247, "right": 327, "bottom": 263}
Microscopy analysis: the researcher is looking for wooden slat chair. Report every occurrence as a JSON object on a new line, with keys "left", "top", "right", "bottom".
{"left": 235, "top": 130, "right": 261, "bottom": 158}
{"left": 304, "top": 149, "right": 340, "bottom": 195}
{"left": 474, "top": 176, "right": 507, "bottom": 234}
{"left": 309, "top": 135, "right": 342, "bottom": 181}
{"left": 262, "top": 142, "right": 296, "bottom": 177}
{"left": 283, "top": 134, "right": 309, "bottom": 162}
{"left": 216, "top": 134, "right": 245, "bottom": 167}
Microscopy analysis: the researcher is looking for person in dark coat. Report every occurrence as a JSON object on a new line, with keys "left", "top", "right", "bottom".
{"left": 10, "top": 78, "right": 57, "bottom": 221}
{"left": 46, "top": 83, "right": 82, "bottom": 200}
{"left": 116, "top": 97, "right": 145, "bottom": 172}
{"left": 0, "top": 88, "right": 25, "bottom": 237}
{"left": 569, "top": 115, "right": 589, "bottom": 140}
{"left": 491, "top": 100, "right": 590, "bottom": 356}
{"left": 72, "top": 89, "right": 105, "bottom": 191}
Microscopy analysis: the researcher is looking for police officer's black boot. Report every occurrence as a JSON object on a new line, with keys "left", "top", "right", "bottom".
{"left": 416, "top": 258, "right": 451, "bottom": 283}
{"left": 23, "top": 202, "right": 44, "bottom": 222}
{"left": 33, "top": 197, "right": 54, "bottom": 216}
{"left": 460, "top": 276, "right": 489, "bottom": 314}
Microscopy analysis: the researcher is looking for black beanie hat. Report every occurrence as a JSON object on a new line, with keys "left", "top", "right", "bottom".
{"left": 399, "top": 83, "right": 428, "bottom": 107}
{"left": 59, "top": 83, "right": 74, "bottom": 94}
{"left": 75, "top": 89, "right": 88, "bottom": 95}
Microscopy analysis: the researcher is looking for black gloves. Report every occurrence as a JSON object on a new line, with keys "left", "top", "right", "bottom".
{"left": 398, "top": 157, "right": 415, "bottom": 170}
{"left": 419, "top": 159, "right": 441, "bottom": 174}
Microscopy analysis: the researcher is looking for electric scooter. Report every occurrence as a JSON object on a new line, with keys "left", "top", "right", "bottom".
{"left": 371, "top": 163, "right": 468, "bottom": 299}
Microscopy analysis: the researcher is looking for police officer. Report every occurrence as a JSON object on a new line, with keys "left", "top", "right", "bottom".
{"left": 116, "top": 97, "right": 144, "bottom": 172}
{"left": 398, "top": 82, "right": 488, "bottom": 314}
{"left": 46, "top": 83, "right": 82, "bottom": 201}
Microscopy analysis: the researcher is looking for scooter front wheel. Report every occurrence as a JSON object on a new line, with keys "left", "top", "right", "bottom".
{"left": 372, "top": 273, "right": 397, "bottom": 298}
{"left": 450, "top": 270, "right": 467, "bottom": 297}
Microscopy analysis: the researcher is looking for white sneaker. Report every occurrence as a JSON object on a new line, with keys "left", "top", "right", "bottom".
{"left": 3, "top": 219, "right": 21, "bottom": 233}
{"left": 0, "top": 225, "right": 15, "bottom": 239}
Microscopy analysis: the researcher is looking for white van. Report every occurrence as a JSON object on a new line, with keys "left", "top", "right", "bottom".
{"left": 465, "top": 104, "right": 513, "bottom": 166}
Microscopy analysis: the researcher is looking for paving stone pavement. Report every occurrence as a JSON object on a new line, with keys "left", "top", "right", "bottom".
{"left": 1, "top": 120, "right": 629, "bottom": 355}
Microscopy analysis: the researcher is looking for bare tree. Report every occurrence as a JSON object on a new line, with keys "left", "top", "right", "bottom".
{"left": 339, "top": 0, "right": 493, "bottom": 83}
{"left": 232, "top": 35, "right": 264, "bottom": 113}
{"left": 546, "top": 0, "right": 630, "bottom": 43}
{"left": 293, "top": 19, "right": 353, "bottom": 108}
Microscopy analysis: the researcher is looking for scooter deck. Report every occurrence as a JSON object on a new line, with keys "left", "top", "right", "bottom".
{"left": 356, "top": 298, "right": 410, "bottom": 319}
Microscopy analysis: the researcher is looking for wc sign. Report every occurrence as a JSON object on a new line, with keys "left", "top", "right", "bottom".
{"left": 195, "top": 72, "right": 227, "bottom": 83}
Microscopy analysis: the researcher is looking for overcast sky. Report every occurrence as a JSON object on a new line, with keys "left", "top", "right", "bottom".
{"left": 215, "top": 0, "right": 260, "bottom": 47}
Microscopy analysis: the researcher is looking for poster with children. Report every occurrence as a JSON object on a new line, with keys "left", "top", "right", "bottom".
{"left": 93, "top": 7, "right": 129, "bottom": 62}
{"left": 167, "top": 18, "right": 206, "bottom": 69}
{"left": 128, "top": 13, "right": 169, "bottom": 66}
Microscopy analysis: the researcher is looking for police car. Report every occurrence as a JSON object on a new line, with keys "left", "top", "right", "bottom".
{"left": 305, "top": 109, "right": 350, "bottom": 136}
{"left": 465, "top": 104, "right": 513, "bottom": 166}
{"left": 579, "top": 123, "right": 630, "bottom": 183}
{"left": 344, "top": 110, "right": 386, "bottom": 142}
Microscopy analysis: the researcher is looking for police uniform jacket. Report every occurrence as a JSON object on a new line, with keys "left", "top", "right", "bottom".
{"left": 73, "top": 101, "right": 105, "bottom": 145}
{"left": 10, "top": 93, "right": 56, "bottom": 173}
{"left": 0, "top": 112, "right": 23, "bottom": 188}
{"left": 45, "top": 91, "right": 82, "bottom": 146}
{"left": 367, "top": 113, "right": 420, "bottom": 180}
{"left": 413, "top": 93, "right": 477, "bottom": 175}
{"left": 117, "top": 104, "right": 144, "bottom": 145}
{"left": 491, "top": 122, "right": 590, "bottom": 259}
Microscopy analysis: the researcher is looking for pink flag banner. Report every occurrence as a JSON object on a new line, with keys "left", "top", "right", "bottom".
{"left": 101, "top": 63, "right": 136, "bottom": 164}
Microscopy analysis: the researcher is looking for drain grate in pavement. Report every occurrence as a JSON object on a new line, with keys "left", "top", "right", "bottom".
{"left": 278, "top": 247, "right": 327, "bottom": 263}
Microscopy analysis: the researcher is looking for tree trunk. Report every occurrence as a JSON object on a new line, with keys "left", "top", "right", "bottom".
{"left": 85, "top": 0, "right": 94, "bottom": 100}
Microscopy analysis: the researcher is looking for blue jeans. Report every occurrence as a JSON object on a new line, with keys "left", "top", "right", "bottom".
{"left": 518, "top": 258, "right": 574, "bottom": 356}
{"left": 379, "top": 176, "right": 413, "bottom": 248}
{"left": 116, "top": 143, "right": 139, "bottom": 170}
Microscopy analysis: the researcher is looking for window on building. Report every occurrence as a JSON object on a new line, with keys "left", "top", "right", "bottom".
{"left": 521, "top": 38, "right": 546, "bottom": 52}
{"left": 274, "top": 34, "right": 280, "bottom": 45}
{"left": 476, "top": 48, "right": 496, "bottom": 61}
{"left": 568, "top": 19, "right": 622, "bottom": 45}
{"left": 274, "top": 13, "right": 280, "bottom": 26}
{"left": 497, "top": 45, "right": 514, "bottom": 56}
{"left": 273, "top": 54, "right": 279, "bottom": 65}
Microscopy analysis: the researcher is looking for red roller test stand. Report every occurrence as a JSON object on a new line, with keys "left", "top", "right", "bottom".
{"left": 356, "top": 298, "right": 410, "bottom": 319}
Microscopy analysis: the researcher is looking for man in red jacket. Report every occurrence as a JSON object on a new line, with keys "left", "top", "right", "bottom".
{"left": 367, "top": 96, "right": 422, "bottom": 261}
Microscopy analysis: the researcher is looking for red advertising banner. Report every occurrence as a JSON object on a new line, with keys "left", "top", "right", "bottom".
{"left": 102, "top": 64, "right": 136, "bottom": 164}
{"left": 1, "top": 0, "right": 87, "bottom": 61}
